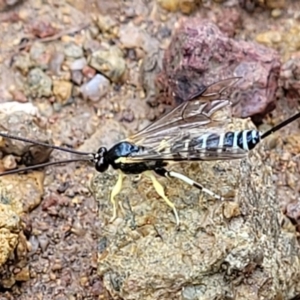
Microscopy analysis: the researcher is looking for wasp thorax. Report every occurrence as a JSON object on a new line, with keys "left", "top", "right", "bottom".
{"left": 95, "top": 147, "right": 109, "bottom": 172}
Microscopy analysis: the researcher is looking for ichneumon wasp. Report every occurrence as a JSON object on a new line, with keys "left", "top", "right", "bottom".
{"left": 0, "top": 77, "right": 299, "bottom": 226}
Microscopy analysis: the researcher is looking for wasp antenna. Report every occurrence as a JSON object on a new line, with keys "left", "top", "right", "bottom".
{"left": 261, "top": 111, "right": 300, "bottom": 140}
{"left": 0, "top": 157, "right": 93, "bottom": 176}
{"left": 0, "top": 132, "right": 94, "bottom": 156}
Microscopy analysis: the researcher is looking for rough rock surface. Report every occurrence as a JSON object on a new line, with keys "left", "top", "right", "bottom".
{"left": 151, "top": 19, "right": 281, "bottom": 122}
{"left": 92, "top": 116, "right": 300, "bottom": 300}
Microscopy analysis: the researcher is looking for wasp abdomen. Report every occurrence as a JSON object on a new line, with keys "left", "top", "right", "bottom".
{"left": 236, "top": 130, "right": 261, "bottom": 151}
{"left": 188, "top": 130, "right": 261, "bottom": 153}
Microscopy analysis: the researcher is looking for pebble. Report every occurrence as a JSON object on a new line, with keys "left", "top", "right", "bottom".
{"left": 119, "top": 23, "right": 145, "bottom": 49}
{"left": 82, "top": 65, "right": 96, "bottom": 79}
{"left": 265, "top": 0, "right": 285, "bottom": 9}
{"left": 96, "top": 14, "right": 118, "bottom": 36}
{"left": 49, "top": 52, "right": 65, "bottom": 75}
{"left": 2, "top": 154, "right": 17, "bottom": 170}
{"left": 52, "top": 80, "right": 73, "bottom": 104}
{"left": 26, "top": 68, "right": 52, "bottom": 98}
{"left": 71, "top": 70, "right": 83, "bottom": 85}
{"left": 12, "top": 52, "right": 33, "bottom": 76}
{"left": 256, "top": 30, "right": 282, "bottom": 46}
{"left": 14, "top": 267, "right": 30, "bottom": 282}
{"left": 271, "top": 8, "right": 283, "bottom": 18}
{"left": 29, "top": 42, "right": 51, "bottom": 70}
{"left": 64, "top": 42, "right": 84, "bottom": 59}
{"left": 80, "top": 74, "right": 110, "bottom": 102}
{"left": 70, "top": 57, "right": 87, "bottom": 71}
{"left": 89, "top": 46, "right": 126, "bottom": 82}
{"left": 157, "top": 0, "right": 179, "bottom": 12}
{"left": 0, "top": 102, "right": 39, "bottom": 116}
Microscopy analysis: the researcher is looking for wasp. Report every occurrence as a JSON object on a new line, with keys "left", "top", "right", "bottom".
{"left": 0, "top": 78, "right": 299, "bottom": 226}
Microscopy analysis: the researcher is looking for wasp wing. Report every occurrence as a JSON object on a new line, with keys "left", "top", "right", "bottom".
{"left": 127, "top": 77, "right": 241, "bottom": 151}
{"left": 125, "top": 125, "right": 248, "bottom": 163}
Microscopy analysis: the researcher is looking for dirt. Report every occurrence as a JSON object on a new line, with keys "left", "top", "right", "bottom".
{"left": 0, "top": 0, "right": 300, "bottom": 299}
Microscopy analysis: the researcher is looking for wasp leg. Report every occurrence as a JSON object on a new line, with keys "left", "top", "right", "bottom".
{"left": 145, "top": 171, "right": 180, "bottom": 226}
{"left": 109, "top": 171, "right": 124, "bottom": 223}
{"left": 155, "top": 168, "right": 224, "bottom": 201}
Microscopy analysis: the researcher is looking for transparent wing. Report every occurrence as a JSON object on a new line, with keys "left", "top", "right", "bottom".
{"left": 125, "top": 126, "right": 248, "bottom": 163}
{"left": 124, "top": 148, "right": 247, "bottom": 162}
{"left": 127, "top": 77, "right": 241, "bottom": 150}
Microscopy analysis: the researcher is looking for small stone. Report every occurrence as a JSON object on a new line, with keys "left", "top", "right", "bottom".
{"left": 51, "top": 262, "right": 62, "bottom": 271}
{"left": 12, "top": 52, "right": 33, "bottom": 76}
{"left": 14, "top": 267, "right": 30, "bottom": 282}
{"left": 30, "top": 20, "right": 57, "bottom": 38}
{"left": 265, "top": 0, "right": 285, "bottom": 9}
{"left": 80, "top": 74, "right": 110, "bottom": 102}
{"left": 271, "top": 8, "right": 282, "bottom": 18}
{"left": 26, "top": 68, "right": 52, "bottom": 98}
{"left": 52, "top": 80, "right": 72, "bottom": 104}
{"left": 29, "top": 42, "right": 52, "bottom": 70}
{"left": 82, "top": 65, "right": 96, "bottom": 79}
{"left": 89, "top": 46, "right": 126, "bottom": 82}
{"left": 70, "top": 57, "right": 87, "bottom": 71}
{"left": 256, "top": 30, "right": 282, "bottom": 46}
{"left": 64, "top": 42, "right": 84, "bottom": 59}
{"left": 88, "top": 25, "right": 100, "bottom": 38}
{"left": 96, "top": 14, "right": 118, "bottom": 35}
{"left": 11, "top": 90, "right": 27, "bottom": 103}
{"left": 157, "top": 0, "right": 179, "bottom": 12}
{"left": 2, "top": 155, "right": 17, "bottom": 170}
{"left": 178, "top": 0, "right": 199, "bottom": 14}
{"left": 71, "top": 70, "right": 83, "bottom": 85}
{"left": 49, "top": 52, "right": 65, "bottom": 75}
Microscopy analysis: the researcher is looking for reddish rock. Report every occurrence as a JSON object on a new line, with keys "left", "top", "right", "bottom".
{"left": 30, "top": 20, "right": 58, "bottom": 38}
{"left": 155, "top": 19, "right": 281, "bottom": 121}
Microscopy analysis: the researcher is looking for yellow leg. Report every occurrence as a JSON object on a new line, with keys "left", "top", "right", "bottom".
{"left": 146, "top": 172, "right": 180, "bottom": 226}
{"left": 109, "top": 171, "right": 124, "bottom": 223}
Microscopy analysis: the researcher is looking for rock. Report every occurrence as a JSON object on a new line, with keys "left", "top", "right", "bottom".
{"left": 95, "top": 14, "right": 118, "bottom": 37}
{"left": 0, "top": 102, "right": 39, "bottom": 116}
{"left": 14, "top": 266, "right": 30, "bottom": 282}
{"left": 255, "top": 30, "right": 282, "bottom": 47}
{"left": 119, "top": 23, "right": 160, "bottom": 54}
{"left": 0, "top": 111, "right": 53, "bottom": 165}
{"left": 92, "top": 116, "right": 300, "bottom": 300}
{"left": 157, "top": 0, "right": 199, "bottom": 14}
{"left": 239, "top": 0, "right": 285, "bottom": 10}
{"left": 12, "top": 52, "right": 33, "bottom": 76}
{"left": 80, "top": 74, "right": 110, "bottom": 102}
{"left": 49, "top": 52, "right": 65, "bottom": 75}
{"left": 2, "top": 154, "right": 17, "bottom": 170}
{"left": 30, "top": 20, "right": 57, "bottom": 38}
{"left": 71, "top": 70, "right": 83, "bottom": 85}
{"left": 153, "top": 19, "right": 281, "bottom": 121}
{"left": 70, "top": 57, "right": 87, "bottom": 71}
{"left": 29, "top": 42, "right": 52, "bottom": 70}
{"left": 0, "top": 204, "right": 21, "bottom": 266}
{"left": 26, "top": 68, "right": 52, "bottom": 98}
{"left": 82, "top": 65, "right": 96, "bottom": 79}
{"left": 89, "top": 46, "right": 126, "bottom": 83}
{"left": 64, "top": 42, "right": 84, "bottom": 59}
{"left": 157, "top": 0, "right": 179, "bottom": 12}
{"left": 52, "top": 80, "right": 72, "bottom": 104}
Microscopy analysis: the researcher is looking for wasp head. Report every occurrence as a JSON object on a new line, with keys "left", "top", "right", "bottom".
{"left": 94, "top": 147, "right": 109, "bottom": 172}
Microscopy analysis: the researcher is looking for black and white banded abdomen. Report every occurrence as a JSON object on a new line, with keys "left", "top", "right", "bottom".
{"left": 169, "top": 130, "right": 262, "bottom": 160}
{"left": 190, "top": 130, "right": 261, "bottom": 152}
